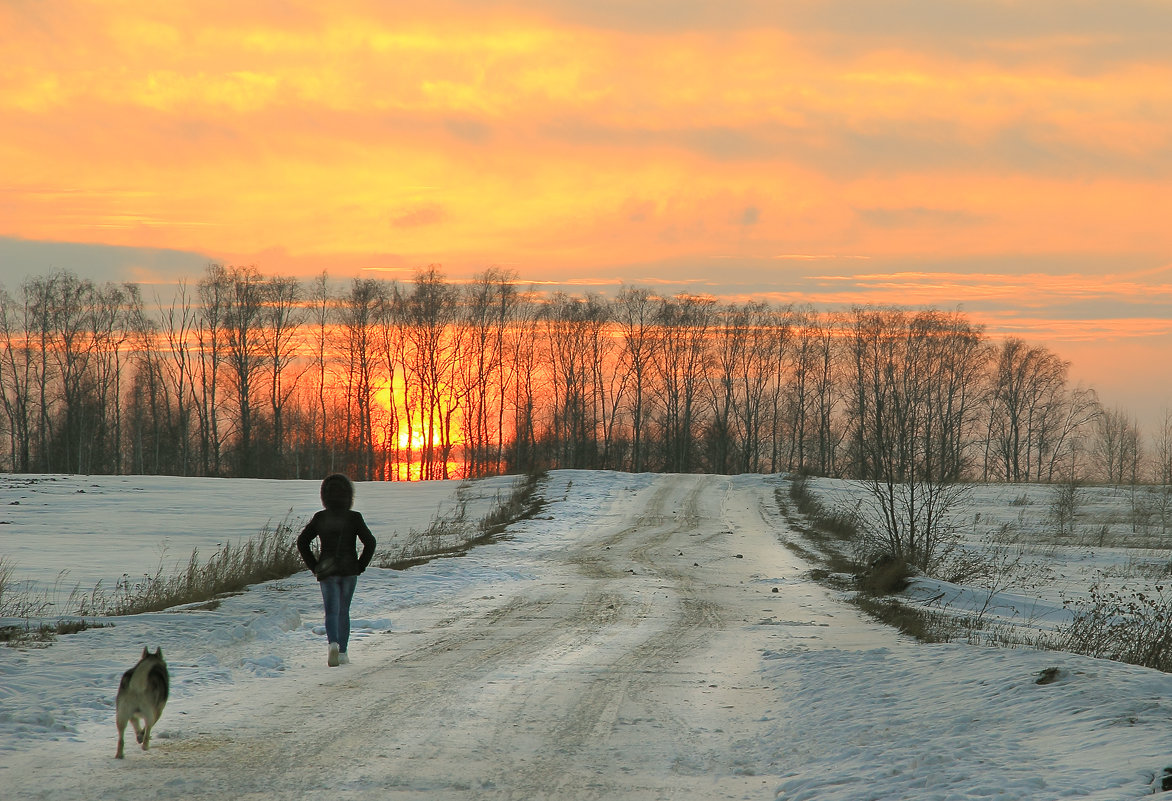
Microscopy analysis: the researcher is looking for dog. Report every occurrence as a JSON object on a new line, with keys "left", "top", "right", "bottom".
{"left": 115, "top": 646, "right": 169, "bottom": 759}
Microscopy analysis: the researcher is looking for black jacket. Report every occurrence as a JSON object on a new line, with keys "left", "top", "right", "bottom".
{"left": 297, "top": 509, "right": 376, "bottom": 580}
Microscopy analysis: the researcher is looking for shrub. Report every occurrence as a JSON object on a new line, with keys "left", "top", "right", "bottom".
{"left": 1049, "top": 478, "right": 1083, "bottom": 538}
{"left": 857, "top": 554, "right": 914, "bottom": 595}
{"left": 1009, "top": 492, "right": 1033, "bottom": 507}
{"left": 1062, "top": 584, "right": 1172, "bottom": 672}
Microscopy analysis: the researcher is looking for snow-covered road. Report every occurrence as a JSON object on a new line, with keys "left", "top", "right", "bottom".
{"left": 3, "top": 471, "right": 1170, "bottom": 799}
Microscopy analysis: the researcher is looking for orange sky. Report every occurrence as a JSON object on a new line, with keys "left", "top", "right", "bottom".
{"left": 2, "top": 0, "right": 1171, "bottom": 425}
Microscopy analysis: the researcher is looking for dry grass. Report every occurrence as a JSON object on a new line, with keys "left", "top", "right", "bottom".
{"left": 0, "top": 618, "right": 112, "bottom": 646}
{"left": 0, "top": 555, "right": 54, "bottom": 619}
{"left": 378, "top": 470, "right": 546, "bottom": 569}
{"left": 75, "top": 513, "right": 305, "bottom": 617}
{"left": 781, "top": 475, "right": 1172, "bottom": 664}
{"left": 1, "top": 514, "right": 304, "bottom": 645}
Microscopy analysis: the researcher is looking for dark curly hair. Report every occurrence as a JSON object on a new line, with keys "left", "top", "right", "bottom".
{"left": 320, "top": 473, "right": 354, "bottom": 510}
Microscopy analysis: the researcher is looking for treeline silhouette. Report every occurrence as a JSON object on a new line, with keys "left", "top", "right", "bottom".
{"left": 0, "top": 263, "right": 1162, "bottom": 485}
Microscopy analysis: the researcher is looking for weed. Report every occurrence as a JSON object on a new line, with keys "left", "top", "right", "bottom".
{"left": 852, "top": 595, "right": 963, "bottom": 643}
{"left": 377, "top": 470, "right": 547, "bottom": 569}
{"left": 0, "top": 618, "right": 112, "bottom": 645}
{"left": 77, "top": 513, "right": 304, "bottom": 617}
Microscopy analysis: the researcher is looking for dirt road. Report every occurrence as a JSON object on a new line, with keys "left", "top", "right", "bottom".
{"left": 15, "top": 473, "right": 868, "bottom": 800}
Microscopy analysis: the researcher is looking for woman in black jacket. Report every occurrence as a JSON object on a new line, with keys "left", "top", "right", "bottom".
{"left": 297, "top": 473, "right": 377, "bottom": 667}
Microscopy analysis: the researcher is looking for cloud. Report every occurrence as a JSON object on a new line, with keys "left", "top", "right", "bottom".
{"left": 389, "top": 204, "right": 449, "bottom": 228}
{"left": 0, "top": 237, "right": 213, "bottom": 286}
{"left": 444, "top": 116, "right": 494, "bottom": 144}
{"left": 738, "top": 206, "right": 761, "bottom": 226}
{"left": 471, "top": 0, "right": 1172, "bottom": 72}
{"left": 2, "top": 0, "right": 1171, "bottom": 314}
{"left": 854, "top": 206, "right": 990, "bottom": 230}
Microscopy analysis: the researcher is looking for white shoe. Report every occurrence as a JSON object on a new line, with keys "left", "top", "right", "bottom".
{"left": 338, "top": 652, "right": 350, "bottom": 665}
{"left": 327, "top": 642, "right": 340, "bottom": 667}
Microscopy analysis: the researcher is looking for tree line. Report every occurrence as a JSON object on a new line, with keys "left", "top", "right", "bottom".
{"left": 1, "top": 264, "right": 1166, "bottom": 488}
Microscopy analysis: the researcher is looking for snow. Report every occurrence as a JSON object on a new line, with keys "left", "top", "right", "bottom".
{"left": 1, "top": 470, "right": 1171, "bottom": 799}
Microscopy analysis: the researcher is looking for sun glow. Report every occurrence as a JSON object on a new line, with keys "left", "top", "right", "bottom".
{"left": 372, "top": 378, "right": 466, "bottom": 481}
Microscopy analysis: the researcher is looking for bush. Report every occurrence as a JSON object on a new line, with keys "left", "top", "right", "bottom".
{"left": 1062, "top": 584, "right": 1172, "bottom": 672}
{"left": 857, "top": 554, "right": 914, "bottom": 595}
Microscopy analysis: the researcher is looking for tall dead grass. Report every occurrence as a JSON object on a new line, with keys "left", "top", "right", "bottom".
{"left": 76, "top": 514, "right": 305, "bottom": 617}
{"left": 378, "top": 470, "right": 546, "bottom": 568}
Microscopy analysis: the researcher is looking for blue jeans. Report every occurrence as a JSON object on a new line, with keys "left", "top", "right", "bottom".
{"left": 319, "top": 575, "right": 358, "bottom": 652}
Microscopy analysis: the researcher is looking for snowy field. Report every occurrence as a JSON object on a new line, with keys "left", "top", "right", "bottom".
{"left": 809, "top": 477, "right": 1172, "bottom": 644}
{"left": 0, "top": 473, "right": 520, "bottom": 597}
{"left": 1, "top": 470, "right": 1171, "bottom": 800}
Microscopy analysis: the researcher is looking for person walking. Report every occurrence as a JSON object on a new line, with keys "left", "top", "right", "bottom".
{"left": 297, "top": 473, "right": 377, "bottom": 667}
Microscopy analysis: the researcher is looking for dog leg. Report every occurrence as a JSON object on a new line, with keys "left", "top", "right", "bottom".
{"left": 141, "top": 714, "right": 155, "bottom": 751}
{"left": 116, "top": 719, "right": 126, "bottom": 759}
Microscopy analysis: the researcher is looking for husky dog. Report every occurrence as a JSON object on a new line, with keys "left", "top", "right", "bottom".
{"left": 115, "top": 646, "right": 169, "bottom": 759}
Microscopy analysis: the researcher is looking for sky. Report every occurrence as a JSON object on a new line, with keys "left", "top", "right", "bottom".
{"left": 1, "top": 0, "right": 1171, "bottom": 424}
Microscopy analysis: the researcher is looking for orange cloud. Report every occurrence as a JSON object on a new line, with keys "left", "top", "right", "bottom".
{"left": 1, "top": 1, "right": 1170, "bottom": 309}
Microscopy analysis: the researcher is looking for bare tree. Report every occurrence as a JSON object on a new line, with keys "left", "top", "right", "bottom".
{"left": 0, "top": 284, "right": 36, "bottom": 471}
{"left": 402, "top": 267, "right": 465, "bottom": 480}
{"left": 125, "top": 289, "right": 168, "bottom": 475}
{"left": 221, "top": 266, "right": 267, "bottom": 476}
{"left": 780, "top": 305, "right": 815, "bottom": 473}
{"left": 158, "top": 280, "right": 200, "bottom": 475}
{"left": 507, "top": 292, "right": 543, "bottom": 473}
{"left": 42, "top": 272, "right": 91, "bottom": 472}
{"left": 732, "top": 301, "right": 784, "bottom": 474}
{"left": 845, "top": 308, "right": 980, "bottom": 569}
{"left": 195, "top": 265, "right": 230, "bottom": 475}
{"left": 1040, "top": 384, "right": 1100, "bottom": 483}
{"left": 262, "top": 275, "right": 304, "bottom": 476}
{"left": 614, "top": 286, "right": 658, "bottom": 472}
{"left": 0, "top": 264, "right": 1139, "bottom": 489}
{"left": 651, "top": 294, "right": 714, "bottom": 472}
{"left": 983, "top": 338, "right": 1088, "bottom": 483}
{"left": 1092, "top": 405, "right": 1142, "bottom": 486}
{"left": 587, "top": 294, "right": 627, "bottom": 470}
{"left": 1150, "top": 409, "right": 1172, "bottom": 536}
{"left": 543, "top": 293, "right": 593, "bottom": 467}
{"left": 705, "top": 301, "right": 745, "bottom": 474}
{"left": 339, "top": 278, "right": 386, "bottom": 481}
{"left": 87, "top": 281, "right": 135, "bottom": 473}
{"left": 306, "top": 271, "right": 335, "bottom": 476}
{"left": 778, "top": 307, "right": 843, "bottom": 475}
{"left": 459, "top": 268, "right": 518, "bottom": 477}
